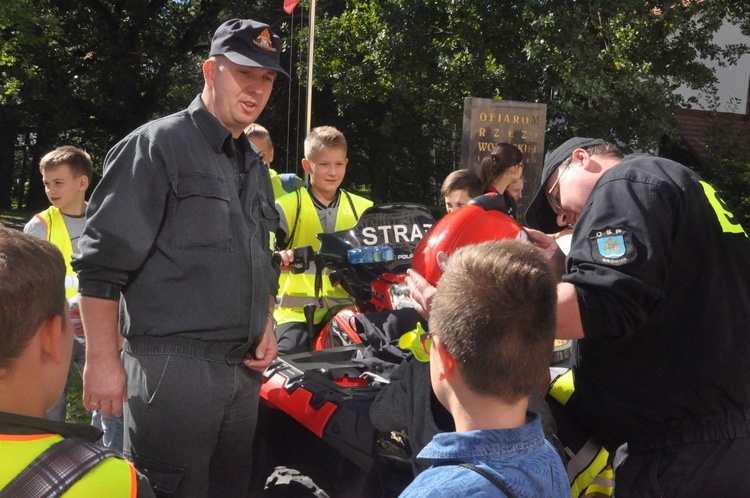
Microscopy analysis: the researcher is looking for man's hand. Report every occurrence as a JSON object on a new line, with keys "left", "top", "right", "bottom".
{"left": 406, "top": 268, "right": 436, "bottom": 321}
{"left": 83, "top": 356, "right": 127, "bottom": 418}
{"left": 79, "top": 296, "right": 127, "bottom": 418}
{"left": 524, "top": 228, "right": 566, "bottom": 280}
{"left": 244, "top": 315, "right": 278, "bottom": 371}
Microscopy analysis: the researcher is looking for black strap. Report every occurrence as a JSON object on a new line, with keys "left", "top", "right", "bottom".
{"left": 283, "top": 188, "right": 303, "bottom": 250}
{"left": 0, "top": 437, "right": 121, "bottom": 498}
{"left": 341, "top": 189, "right": 360, "bottom": 220}
{"left": 456, "top": 463, "right": 517, "bottom": 498}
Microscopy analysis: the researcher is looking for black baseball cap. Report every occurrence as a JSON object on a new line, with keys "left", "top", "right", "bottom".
{"left": 524, "top": 137, "right": 604, "bottom": 233}
{"left": 210, "top": 19, "right": 289, "bottom": 78}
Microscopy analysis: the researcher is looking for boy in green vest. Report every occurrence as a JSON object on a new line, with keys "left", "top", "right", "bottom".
{"left": 0, "top": 228, "right": 153, "bottom": 497}
{"left": 274, "top": 126, "right": 373, "bottom": 354}
{"left": 24, "top": 145, "right": 91, "bottom": 299}
{"left": 24, "top": 146, "right": 91, "bottom": 423}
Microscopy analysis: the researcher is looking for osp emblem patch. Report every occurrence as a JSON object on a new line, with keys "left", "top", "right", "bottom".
{"left": 587, "top": 227, "right": 636, "bottom": 266}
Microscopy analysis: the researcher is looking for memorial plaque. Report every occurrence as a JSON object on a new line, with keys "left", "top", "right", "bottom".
{"left": 460, "top": 98, "right": 547, "bottom": 224}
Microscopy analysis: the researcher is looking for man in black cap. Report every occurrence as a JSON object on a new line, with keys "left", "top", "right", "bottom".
{"left": 73, "top": 19, "right": 287, "bottom": 496}
{"left": 521, "top": 138, "right": 750, "bottom": 496}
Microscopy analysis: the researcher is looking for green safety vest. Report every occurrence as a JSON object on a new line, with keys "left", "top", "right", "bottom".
{"left": 35, "top": 206, "right": 78, "bottom": 299}
{"left": 0, "top": 433, "right": 136, "bottom": 497}
{"left": 274, "top": 188, "right": 372, "bottom": 325}
{"left": 269, "top": 169, "right": 288, "bottom": 200}
{"left": 548, "top": 369, "right": 613, "bottom": 498}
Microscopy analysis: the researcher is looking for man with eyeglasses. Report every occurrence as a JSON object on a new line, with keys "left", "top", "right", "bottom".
{"left": 520, "top": 137, "right": 750, "bottom": 497}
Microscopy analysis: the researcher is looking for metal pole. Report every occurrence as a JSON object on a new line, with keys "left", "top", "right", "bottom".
{"left": 305, "top": 0, "right": 316, "bottom": 137}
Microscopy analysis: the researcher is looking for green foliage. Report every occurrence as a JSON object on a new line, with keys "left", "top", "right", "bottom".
{"left": 697, "top": 112, "right": 750, "bottom": 230}
{"left": 0, "top": 0, "right": 292, "bottom": 209}
{"left": 304, "top": 0, "right": 750, "bottom": 206}
{"left": 1, "top": 0, "right": 748, "bottom": 212}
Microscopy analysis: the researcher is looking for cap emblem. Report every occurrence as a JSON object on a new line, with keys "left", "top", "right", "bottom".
{"left": 254, "top": 29, "right": 277, "bottom": 52}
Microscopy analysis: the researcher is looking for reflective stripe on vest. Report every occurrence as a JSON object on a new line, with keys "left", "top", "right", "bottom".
{"left": 275, "top": 188, "right": 372, "bottom": 325}
{"left": 548, "top": 369, "right": 613, "bottom": 498}
{"left": 37, "top": 207, "right": 78, "bottom": 299}
{"left": 0, "top": 434, "right": 136, "bottom": 497}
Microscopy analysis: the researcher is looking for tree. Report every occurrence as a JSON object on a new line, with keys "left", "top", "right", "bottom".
{"left": 303, "top": 0, "right": 749, "bottom": 206}
{"left": 0, "top": 0, "right": 296, "bottom": 210}
{"left": 2, "top": 0, "right": 748, "bottom": 213}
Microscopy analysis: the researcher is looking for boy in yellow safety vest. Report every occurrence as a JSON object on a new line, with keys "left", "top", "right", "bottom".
{"left": 0, "top": 228, "right": 153, "bottom": 497}
{"left": 274, "top": 126, "right": 372, "bottom": 354}
{"left": 24, "top": 146, "right": 91, "bottom": 424}
{"left": 24, "top": 145, "right": 91, "bottom": 300}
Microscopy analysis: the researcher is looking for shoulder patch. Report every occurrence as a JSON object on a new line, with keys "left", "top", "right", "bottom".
{"left": 587, "top": 226, "right": 636, "bottom": 266}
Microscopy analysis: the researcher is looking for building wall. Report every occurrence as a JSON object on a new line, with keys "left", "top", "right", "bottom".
{"left": 676, "top": 20, "right": 750, "bottom": 115}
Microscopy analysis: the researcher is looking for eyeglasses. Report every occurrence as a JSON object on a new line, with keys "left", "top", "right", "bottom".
{"left": 546, "top": 163, "right": 569, "bottom": 214}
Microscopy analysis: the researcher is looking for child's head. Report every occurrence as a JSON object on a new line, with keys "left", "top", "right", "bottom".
{"left": 506, "top": 176, "right": 524, "bottom": 201}
{"left": 302, "top": 126, "right": 348, "bottom": 200}
{"left": 0, "top": 227, "right": 67, "bottom": 373}
{"left": 440, "top": 169, "right": 483, "bottom": 213}
{"left": 39, "top": 146, "right": 92, "bottom": 214}
{"left": 245, "top": 123, "right": 275, "bottom": 164}
{"left": 473, "top": 143, "right": 523, "bottom": 192}
{"left": 429, "top": 240, "right": 556, "bottom": 405}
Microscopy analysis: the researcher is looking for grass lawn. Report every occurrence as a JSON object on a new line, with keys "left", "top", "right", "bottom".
{"left": 0, "top": 207, "right": 35, "bottom": 230}
{"left": 1, "top": 207, "right": 91, "bottom": 424}
{"left": 67, "top": 371, "right": 91, "bottom": 424}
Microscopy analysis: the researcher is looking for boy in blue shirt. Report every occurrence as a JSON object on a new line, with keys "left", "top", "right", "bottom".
{"left": 400, "top": 240, "right": 567, "bottom": 497}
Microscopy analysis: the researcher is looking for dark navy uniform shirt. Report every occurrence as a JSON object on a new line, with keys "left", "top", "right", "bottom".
{"left": 563, "top": 154, "right": 750, "bottom": 451}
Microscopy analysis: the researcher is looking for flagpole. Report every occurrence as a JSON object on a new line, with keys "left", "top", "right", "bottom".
{"left": 305, "top": 0, "right": 316, "bottom": 137}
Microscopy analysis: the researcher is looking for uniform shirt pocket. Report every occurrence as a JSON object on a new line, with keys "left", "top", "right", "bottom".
{"left": 167, "top": 174, "right": 233, "bottom": 251}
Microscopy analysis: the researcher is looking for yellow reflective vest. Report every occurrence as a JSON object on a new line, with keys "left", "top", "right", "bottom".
{"left": 0, "top": 433, "right": 137, "bottom": 497}
{"left": 269, "top": 169, "right": 288, "bottom": 200}
{"left": 548, "top": 369, "right": 613, "bottom": 498}
{"left": 35, "top": 206, "right": 78, "bottom": 299}
{"left": 274, "top": 188, "right": 372, "bottom": 325}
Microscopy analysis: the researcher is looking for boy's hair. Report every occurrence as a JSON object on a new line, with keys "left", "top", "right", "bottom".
{"left": 304, "top": 126, "right": 347, "bottom": 159}
{"left": 39, "top": 145, "right": 93, "bottom": 182}
{"left": 440, "top": 169, "right": 483, "bottom": 198}
{"left": 430, "top": 240, "right": 557, "bottom": 402}
{"left": 0, "top": 228, "right": 65, "bottom": 371}
{"left": 473, "top": 143, "right": 523, "bottom": 192}
{"left": 245, "top": 123, "right": 273, "bottom": 148}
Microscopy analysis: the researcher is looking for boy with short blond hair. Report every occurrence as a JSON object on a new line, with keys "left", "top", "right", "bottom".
{"left": 400, "top": 240, "right": 567, "bottom": 497}
{"left": 24, "top": 146, "right": 92, "bottom": 423}
{"left": 274, "top": 126, "right": 372, "bottom": 354}
{"left": 24, "top": 145, "right": 92, "bottom": 299}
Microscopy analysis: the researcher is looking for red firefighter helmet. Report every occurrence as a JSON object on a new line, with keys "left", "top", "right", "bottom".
{"left": 412, "top": 194, "right": 529, "bottom": 286}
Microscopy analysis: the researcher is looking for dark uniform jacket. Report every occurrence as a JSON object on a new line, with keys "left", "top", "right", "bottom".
{"left": 564, "top": 154, "right": 750, "bottom": 451}
{"left": 73, "top": 96, "right": 280, "bottom": 359}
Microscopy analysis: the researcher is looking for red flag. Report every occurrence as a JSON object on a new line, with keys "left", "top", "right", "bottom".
{"left": 284, "top": 0, "right": 300, "bottom": 14}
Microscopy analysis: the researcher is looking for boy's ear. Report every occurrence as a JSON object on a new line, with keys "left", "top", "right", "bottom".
{"left": 78, "top": 175, "right": 90, "bottom": 191}
{"left": 38, "top": 315, "right": 68, "bottom": 365}
{"left": 432, "top": 336, "right": 456, "bottom": 381}
{"left": 301, "top": 158, "right": 312, "bottom": 174}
